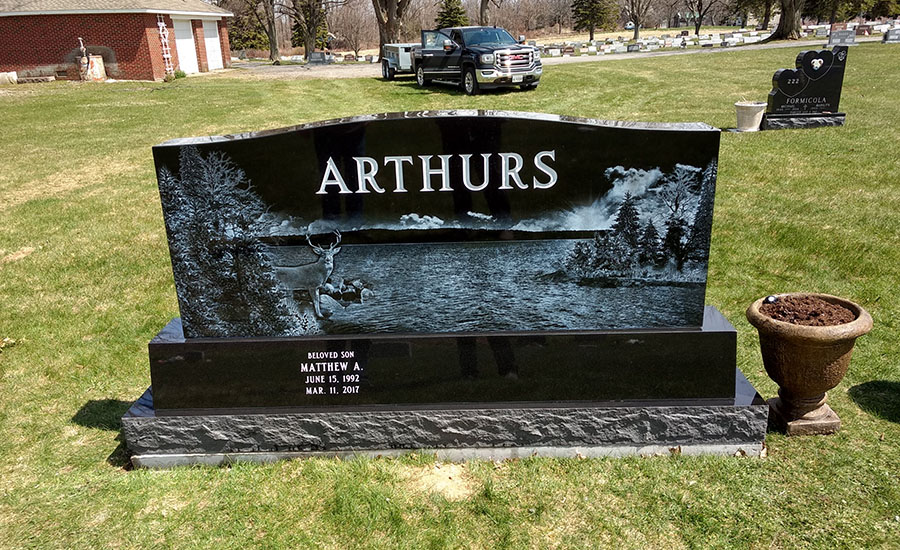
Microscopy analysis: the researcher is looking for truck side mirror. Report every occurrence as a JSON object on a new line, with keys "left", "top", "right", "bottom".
{"left": 518, "top": 35, "right": 526, "bottom": 43}
{"left": 443, "top": 39, "right": 455, "bottom": 52}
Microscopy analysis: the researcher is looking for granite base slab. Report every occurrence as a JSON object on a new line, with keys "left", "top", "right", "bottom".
{"left": 761, "top": 113, "right": 846, "bottom": 130}
{"left": 122, "top": 370, "right": 768, "bottom": 468}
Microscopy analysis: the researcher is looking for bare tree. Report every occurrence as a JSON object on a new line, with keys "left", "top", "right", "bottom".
{"left": 620, "top": 0, "right": 657, "bottom": 39}
{"left": 478, "top": 0, "right": 503, "bottom": 24}
{"left": 683, "top": 0, "right": 722, "bottom": 34}
{"left": 329, "top": 0, "right": 377, "bottom": 56}
{"left": 281, "top": 0, "right": 346, "bottom": 60}
{"left": 243, "top": 0, "right": 281, "bottom": 61}
{"left": 766, "top": 0, "right": 802, "bottom": 39}
{"left": 547, "top": 0, "right": 572, "bottom": 33}
{"left": 402, "top": 0, "right": 441, "bottom": 38}
{"left": 372, "top": 0, "right": 413, "bottom": 55}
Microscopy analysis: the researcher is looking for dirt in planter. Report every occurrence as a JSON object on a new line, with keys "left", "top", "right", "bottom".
{"left": 760, "top": 295, "right": 856, "bottom": 326}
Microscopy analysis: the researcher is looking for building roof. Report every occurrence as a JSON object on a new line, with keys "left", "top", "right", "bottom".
{"left": 0, "top": 0, "right": 232, "bottom": 17}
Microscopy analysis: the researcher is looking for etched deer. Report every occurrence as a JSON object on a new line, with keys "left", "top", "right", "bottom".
{"left": 274, "top": 230, "right": 342, "bottom": 318}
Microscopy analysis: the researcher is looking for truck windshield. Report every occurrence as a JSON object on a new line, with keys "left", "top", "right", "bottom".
{"left": 462, "top": 28, "right": 518, "bottom": 47}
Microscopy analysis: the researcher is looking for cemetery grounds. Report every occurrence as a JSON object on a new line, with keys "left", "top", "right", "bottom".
{"left": 0, "top": 42, "right": 899, "bottom": 548}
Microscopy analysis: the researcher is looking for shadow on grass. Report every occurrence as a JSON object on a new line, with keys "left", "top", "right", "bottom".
{"left": 72, "top": 399, "right": 134, "bottom": 469}
{"left": 72, "top": 399, "right": 132, "bottom": 430}
{"left": 392, "top": 79, "right": 531, "bottom": 96}
{"left": 848, "top": 380, "right": 900, "bottom": 423}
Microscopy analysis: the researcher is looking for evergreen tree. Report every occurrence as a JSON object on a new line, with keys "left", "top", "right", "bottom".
{"left": 435, "top": 0, "right": 469, "bottom": 28}
{"left": 612, "top": 192, "right": 641, "bottom": 248}
{"left": 589, "top": 232, "right": 636, "bottom": 277}
{"left": 158, "top": 147, "right": 318, "bottom": 338}
{"left": 638, "top": 221, "right": 662, "bottom": 265}
{"left": 571, "top": 0, "right": 618, "bottom": 41}
{"left": 565, "top": 240, "right": 595, "bottom": 278}
{"left": 686, "top": 160, "right": 717, "bottom": 263}
{"left": 229, "top": 11, "right": 271, "bottom": 51}
{"left": 292, "top": 3, "right": 329, "bottom": 50}
{"left": 663, "top": 216, "right": 689, "bottom": 270}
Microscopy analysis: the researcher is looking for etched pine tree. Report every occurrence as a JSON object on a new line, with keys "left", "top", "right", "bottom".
{"left": 686, "top": 160, "right": 717, "bottom": 263}
{"left": 612, "top": 192, "right": 641, "bottom": 248}
{"left": 590, "top": 232, "right": 636, "bottom": 277}
{"left": 638, "top": 221, "right": 663, "bottom": 266}
{"left": 663, "top": 216, "right": 689, "bottom": 270}
{"left": 158, "top": 146, "right": 317, "bottom": 337}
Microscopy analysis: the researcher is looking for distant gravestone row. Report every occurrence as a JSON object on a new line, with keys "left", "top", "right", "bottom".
{"left": 535, "top": 30, "right": 772, "bottom": 57}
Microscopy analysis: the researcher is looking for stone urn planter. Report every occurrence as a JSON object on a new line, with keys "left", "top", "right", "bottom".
{"left": 746, "top": 293, "right": 873, "bottom": 435}
{"left": 734, "top": 101, "right": 767, "bottom": 132}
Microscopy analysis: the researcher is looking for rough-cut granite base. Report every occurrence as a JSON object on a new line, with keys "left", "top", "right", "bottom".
{"left": 761, "top": 113, "right": 846, "bottom": 130}
{"left": 122, "top": 370, "right": 768, "bottom": 467}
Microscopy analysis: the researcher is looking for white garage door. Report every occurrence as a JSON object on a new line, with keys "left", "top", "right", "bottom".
{"left": 172, "top": 19, "right": 200, "bottom": 74}
{"left": 203, "top": 20, "right": 224, "bottom": 70}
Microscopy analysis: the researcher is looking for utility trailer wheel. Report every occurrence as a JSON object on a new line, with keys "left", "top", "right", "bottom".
{"left": 382, "top": 60, "right": 396, "bottom": 80}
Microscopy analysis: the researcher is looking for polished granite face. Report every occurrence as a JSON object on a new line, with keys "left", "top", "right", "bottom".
{"left": 767, "top": 46, "right": 848, "bottom": 115}
{"left": 149, "top": 307, "right": 738, "bottom": 412}
{"left": 153, "top": 111, "right": 721, "bottom": 339}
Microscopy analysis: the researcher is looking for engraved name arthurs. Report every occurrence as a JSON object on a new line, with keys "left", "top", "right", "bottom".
{"left": 317, "top": 150, "right": 558, "bottom": 194}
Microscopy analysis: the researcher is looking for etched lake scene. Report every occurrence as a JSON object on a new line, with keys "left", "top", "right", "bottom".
{"left": 153, "top": 111, "right": 720, "bottom": 338}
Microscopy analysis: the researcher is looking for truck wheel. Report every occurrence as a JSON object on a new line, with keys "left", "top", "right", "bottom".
{"left": 416, "top": 66, "right": 429, "bottom": 87}
{"left": 463, "top": 67, "right": 479, "bottom": 95}
{"left": 382, "top": 60, "right": 395, "bottom": 80}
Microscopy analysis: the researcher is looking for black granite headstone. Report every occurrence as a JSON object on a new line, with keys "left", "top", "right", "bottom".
{"left": 308, "top": 51, "right": 327, "bottom": 64}
{"left": 122, "top": 111, "right": 767, "bottom": 464}
{"left": 627, "top": 44, "right": 640, "bottom": 52}
{"left": 884, "top": 28, "right": 900, "bottom": 43}
{"left": 762, "top": 46, "right": 848, "bottom": 130}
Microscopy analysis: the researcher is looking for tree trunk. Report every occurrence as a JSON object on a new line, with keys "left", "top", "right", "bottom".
{"left": 479, "top": 0, "right": 489, "bottom": 25}
{"left": 266, "top": 23, "right": 279, "bottom": 61}
{"left": 633, "top": 24, "right": 639, "bottom": 40}
{"left": 250, "top": 0, "right": 280, "bottom": 62}
{"left": 304, "top": 30, "right": 315, "bottom": 61}
{"left": 589, "top": 26, "right": 594, "bottom": 41}
{"left": 762, "top": 0, "right": 772, "bottom": 29}
{"left": 694, "top": 18, "right": 702, "bottom": 35}
{"left": 372, "top": 0, "right": 407, "bottom": 60}
{"left": 768, "top": 0, "right": 804, "bottom": 39}
{"left": 303, "top": 4, "right": 317, "bottom": 61}
{"left": 828, "top": 0, "right": 839, "bottom": 24}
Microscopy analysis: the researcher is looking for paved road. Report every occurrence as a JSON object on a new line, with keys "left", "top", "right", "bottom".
{"left": 220, "top": 37, "right": 879, "bottom": 80}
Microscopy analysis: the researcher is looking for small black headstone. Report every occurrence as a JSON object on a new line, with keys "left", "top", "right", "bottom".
{"left": 308, "top": 51, "right": 327, "bottom": 64}
{"left": 626, "top": 44, "right": 640, "bottom": 52}
{"left": 884, "top": 28, "right": 900, "bottom": 43}
{"left": 762, "top": 46, "right": 848, "bottom": 130}
{"left": 680, "top": 30, "right": 689, "bottom": 36}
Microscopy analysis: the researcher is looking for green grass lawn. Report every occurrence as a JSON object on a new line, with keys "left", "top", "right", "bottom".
{"left": 1, "top": 43, "right": 899, "bottom": 549}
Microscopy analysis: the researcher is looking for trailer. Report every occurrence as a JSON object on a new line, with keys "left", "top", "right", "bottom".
{"left": 381, "top": 43, "right": 419, "bottom": 79}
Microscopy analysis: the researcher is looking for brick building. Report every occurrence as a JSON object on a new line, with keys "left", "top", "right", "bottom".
{"left": 0, "top": 0, "right": 232, "bottom": 81}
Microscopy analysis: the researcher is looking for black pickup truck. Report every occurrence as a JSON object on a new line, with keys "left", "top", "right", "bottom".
{"left": 412, "top": 26, "right": 542, "bottom": 95}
